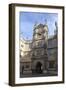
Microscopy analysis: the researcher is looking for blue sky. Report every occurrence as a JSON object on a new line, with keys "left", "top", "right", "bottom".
{"left": 19, "top": 12, "right": 58, "bottom": 40}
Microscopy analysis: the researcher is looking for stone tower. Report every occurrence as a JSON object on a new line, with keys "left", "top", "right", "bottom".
{"left": 31, "top": 23, "right": 48, "bottom": 74}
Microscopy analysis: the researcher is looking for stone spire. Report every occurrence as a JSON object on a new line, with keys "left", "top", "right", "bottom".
{"left": 54, "top": 21, "right": 58, "bottom": 35}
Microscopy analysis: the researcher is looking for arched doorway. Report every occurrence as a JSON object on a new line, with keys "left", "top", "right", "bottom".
{"left": 36, "top": 62, "right": 43, "bottom": 74}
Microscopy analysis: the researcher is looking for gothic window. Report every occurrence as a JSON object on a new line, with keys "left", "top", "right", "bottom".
{"left": 33, "top": 50, "right": 40, "bottom": 56}
{"left": 37, "top": 49, "right": 42, "bottom": 56}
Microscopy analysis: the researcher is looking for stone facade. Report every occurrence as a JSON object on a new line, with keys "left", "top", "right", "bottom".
{"left": 20, "top": 23, "right": 58, "bottom": 76}
{"left": 47, "top": 22, "right": 58, "bottom": 75}
{"left": 20, "top": 38, "right": 32, "bottom": 75}
{"left": 47, "top": 35, "right": 57, "bottom": 75}
{"left": 31, "top": 23, "right": 48, "bottom": 74}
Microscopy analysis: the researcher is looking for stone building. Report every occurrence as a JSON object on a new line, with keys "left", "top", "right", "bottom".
{"left": 20, "top": 22, "right": 58, "bottom": 76}
{"left": 47, "top": 22, "right": 58, "bottom": 75}
{"left": 20, "top": 38, "right": 32, "bottom": 75}
{"left": 31, "top": 23, "right": 48, "bottom": 74}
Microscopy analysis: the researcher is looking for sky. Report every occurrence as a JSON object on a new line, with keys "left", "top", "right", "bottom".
{"left": 19, "top": 11, "right": 58, "bottom": 40}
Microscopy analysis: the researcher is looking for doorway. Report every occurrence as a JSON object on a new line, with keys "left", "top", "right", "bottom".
{"left": 36, "top": 62, "right": 43, "bottom": 74}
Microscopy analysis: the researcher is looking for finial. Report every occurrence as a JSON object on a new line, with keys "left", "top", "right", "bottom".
{"left": 54, "top": 21, "right": 58, "bottom": 35}
{"left": 55, "top": 21, "right": 58, "bottom": 30}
